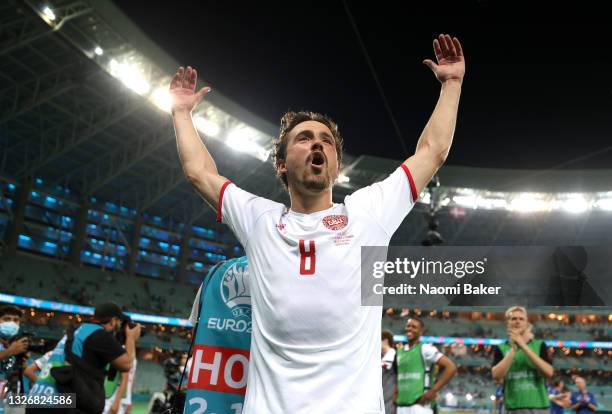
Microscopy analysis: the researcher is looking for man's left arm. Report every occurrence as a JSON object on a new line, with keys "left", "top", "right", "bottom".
{"left": 511, "top": 333, "right": 554, "bottom": 379}
{"left": 418, "top": 350, "right": 457, "bottom": 404}
{"left": 110, "top": 371, "right": 129, "bottom": 414}
{"left": 404, "top": 34, "right": 465, "bottom": 197}
{"left": 587, "top": 393, "right": 597, "bottom": 412}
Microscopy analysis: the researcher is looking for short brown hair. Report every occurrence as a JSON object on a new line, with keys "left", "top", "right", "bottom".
{"left": 272, "top": 111, "right": 344, "bottom": 188}
{"left": 382, "top": 329, "right": 394, "bottom": 347}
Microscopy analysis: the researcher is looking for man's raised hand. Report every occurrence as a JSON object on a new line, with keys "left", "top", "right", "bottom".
{"left": 169, "top": 66, "right": 211, "bottom": 114}
{"left": 423, "top": 34, "right": 465, "bottom": 84}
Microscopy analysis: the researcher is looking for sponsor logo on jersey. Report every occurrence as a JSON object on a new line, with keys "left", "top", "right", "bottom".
{"left": 188, "top": 344, "right": 249, "bottom": 395}
{"left": 220, "top": 262, "right": 251, "bottom": 318}
{"left": 206, "top": 317, "right": 252, "bottom": 333}
{"left": 322, "top": 214, "right": 348, "bottom": 230}
{"left": 276, "top": 223, "right": 286, "bottom": 231}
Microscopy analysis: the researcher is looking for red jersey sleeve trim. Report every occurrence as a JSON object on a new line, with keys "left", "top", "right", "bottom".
{"left": 400, "top": 164, "right": 418, "bottom": 202}
{"left": 216, "top": 180, "right": 233, "bottom": 222}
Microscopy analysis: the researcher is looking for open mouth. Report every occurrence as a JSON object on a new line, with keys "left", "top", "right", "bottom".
{"left": 310, "top": 151, "right": 325, "bottom": 168}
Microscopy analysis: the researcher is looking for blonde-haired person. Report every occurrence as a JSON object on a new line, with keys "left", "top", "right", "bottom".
{"left": 492, "top": 306, "right": 554, "bottom": 414}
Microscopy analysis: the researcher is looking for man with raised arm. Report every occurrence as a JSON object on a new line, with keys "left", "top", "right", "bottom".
{"left": 171, "top": 34, "right": 465, "bottom": 414}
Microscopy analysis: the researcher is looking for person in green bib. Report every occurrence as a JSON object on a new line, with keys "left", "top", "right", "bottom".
{"left": 492, "top": 306, "right": 554, "bottom": 414}
{"left": 393, "top": 318, "right": 457, "bottom": 414}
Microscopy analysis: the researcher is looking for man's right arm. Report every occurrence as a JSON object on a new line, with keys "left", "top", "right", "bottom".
{"left": 170, "top": 66, "right": 229, "bottom": 211}
{"left": 492, "top": 346, "right": 515, "bottom": 382}
{"left": 111, "top": 324, "right": 141, "bottom": 372}
{"left": 0, "top": 338, "right": 28, "bottom": 360}
{"left": 569, "top": 393, "right": 582, "bottom": 411}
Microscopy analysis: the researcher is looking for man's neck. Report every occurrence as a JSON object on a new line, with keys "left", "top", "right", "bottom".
{"left": 382, "top": 345, "right": 390, "bottom": 355}
{"left": 289, "top": 186, "right": 333, "bottom": 214}
{"left": 408, "top": 338, "right": 419, "bottom": 347}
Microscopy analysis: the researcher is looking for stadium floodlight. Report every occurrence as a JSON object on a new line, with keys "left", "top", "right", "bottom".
{"left": 453, "top": 195, "right": 479, "bottom": 210}
{"left": 226, "top": 127, "right": 270, "bottom": 161}
{"left": 337, "top": 174, "right": 350, "bottom": 184}
{"left": 108, "top": 59, "right": 150, "bottom": 95}
{"left": 595, "top": 195, "right": 612, "bottom": 211}
{"left": 509, "top": 193, "right": 551, "bottom": 213}
{"left": 466, "top": 393, "right": 473, "bottom": 401}
{"left": 193, "top": 116, "right": 221, "bottom": 138}
{"left": 42, "top": 6, "right": 56, "bottom": 21}
{"left": 557, "top": 194, "right": 589, "bottom": 214}
{"left": 479, "top": 197, "right": 508, "bottom": 210}
{"left": 151, "top": 87, "right": 172, "bottom": 113}
{"left": 94, "top": 46, "right": 104, "bottom": 56}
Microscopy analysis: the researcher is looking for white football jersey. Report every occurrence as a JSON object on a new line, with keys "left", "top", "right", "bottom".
{"left": 221, "top": 166, "right": 417, "bottom": 414}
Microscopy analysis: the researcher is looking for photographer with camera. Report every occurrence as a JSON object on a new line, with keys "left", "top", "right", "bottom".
{"left": 0, "top": 306, "right": 27, "bottom": 414}
{"left": 103, "top": 315, "right": 140, "bottom": 414}
{"left": 27, "top": 303, "right": 141, "bottom": 414}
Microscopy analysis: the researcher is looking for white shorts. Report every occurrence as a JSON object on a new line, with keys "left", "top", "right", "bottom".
{"left": 397, "top": 405, "right": 433, "bottom": 414}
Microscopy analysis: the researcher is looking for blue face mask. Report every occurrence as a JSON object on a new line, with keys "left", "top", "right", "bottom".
{"left": 0, "top": 321, "right": 19, "bottom": 338}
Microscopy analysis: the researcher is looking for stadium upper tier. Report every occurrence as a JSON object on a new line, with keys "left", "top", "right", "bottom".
{"left": 1, "top": 0, "right": 612, "bottom": 269}
{"left": 1, "top": 254, "right": 196, "bottom": 316}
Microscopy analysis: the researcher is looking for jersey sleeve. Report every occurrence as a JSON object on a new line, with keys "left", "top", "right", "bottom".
{"left": 86, "top": 330, "right": 126, "bottom": 364}
{"left": 492, "top": 346, "right": 503, "bottom": 366}
{"left": 219, "top": 182, "right": 279, "bottom": 247}
{"left": 421, "top": 343, "right": 443, "bottom": 365}
{"left": 570, "top": 392, "right": 578, "bottom": 405}
{"left": 344, "top": 165, "right": 417, "bottom": 235}
{"left": 539, "top": 341, "right": 553, "bottom": 364}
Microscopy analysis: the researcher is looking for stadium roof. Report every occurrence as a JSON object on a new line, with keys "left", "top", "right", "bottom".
{"left": 2, "top": 0, "right": 611, "bottom": 232}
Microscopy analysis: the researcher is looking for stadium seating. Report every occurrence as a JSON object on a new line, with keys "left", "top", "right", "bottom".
{"left": 0, "top": 254, "right": 196, "bottom": 317}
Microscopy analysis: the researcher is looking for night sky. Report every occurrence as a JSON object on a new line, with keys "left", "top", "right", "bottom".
{"left": 115, "top": 1, "right": 612, "bottom": 170}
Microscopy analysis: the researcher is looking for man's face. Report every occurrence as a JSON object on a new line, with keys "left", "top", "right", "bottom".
{"left": 507, "top": 310, "right": 528, "bottom": 333}
{"left": 0, "top": 314, "right": 20, "bottom": 326}
{"left": 575, "top": 377, "right": 586, "bottom": 391}
{"left": 105, "top": 317, "right": 121, "bottom": 333}
{"left": 279, "top": 120, "right": 339, "bottom": 194}
{"left": 405, "top": 319, "right": 423, "bottom": 341}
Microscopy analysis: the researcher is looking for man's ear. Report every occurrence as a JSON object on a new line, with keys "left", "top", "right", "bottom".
{"left": 277, "top": 160, "right": 287, "bottom": 174}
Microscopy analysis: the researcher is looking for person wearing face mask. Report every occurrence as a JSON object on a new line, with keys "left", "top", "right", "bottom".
{"left": 0, "top": 306, "right": 26, "bottom": 366}
{"left": 26, "top": 303, "right": 141, "bottom": 414}
{"left": 0, "top": 306, "right": 27, "bottom": 414}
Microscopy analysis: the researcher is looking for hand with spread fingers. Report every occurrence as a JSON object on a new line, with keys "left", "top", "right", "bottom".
{"left": 169, "top": 66, "right": 211, "bottom": 114}
{"left": 423, "top": 34, "right": 466, "bottom": 84}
